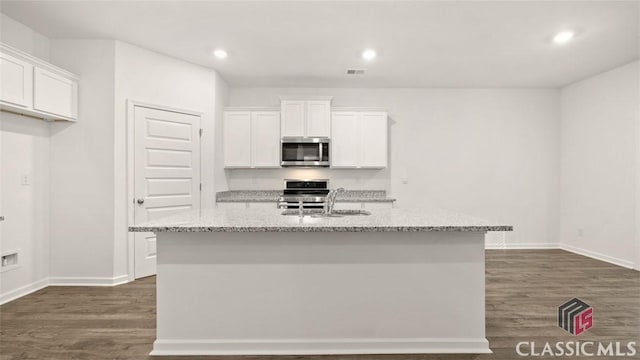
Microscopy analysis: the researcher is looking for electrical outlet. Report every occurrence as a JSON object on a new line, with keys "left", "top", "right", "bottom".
{"left": 21, "top": 173, "right": 31, "bottom": 185}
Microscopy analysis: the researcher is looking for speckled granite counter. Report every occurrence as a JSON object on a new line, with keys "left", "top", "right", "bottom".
{"left": 215, "top": 190, "right": 396, "bottom": 203}
{"left": 129, "top": 207, "right": 511, "bottom": 233}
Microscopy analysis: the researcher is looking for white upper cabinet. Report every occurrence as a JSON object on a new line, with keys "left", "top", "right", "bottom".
{"left": 33, "top": 66, "right": 77, "bottom": 119}
{"left": 224, "top": 109, "right": 280, "bottom": 168}
{"left": 305, "top": 100, "right": 331, "bottom": 137}
{"left": 331, "top": 112, "right": 359, "bottom": 167}
{"left": 280, "top": 97, "right": 331, "bottom": 138}
{"left": 223, "top": 111, "right": 252, "bottom": 167}
{"left": 332, "top": 110, "right": 388, "bottom": 169}
{"left": 0, "top": 42, "right": 78, "bottom": 121}
{"left": 280, "top": 100, "right": 305, "bottom": 137}
{"left": 0, "top": 52, "right": 33, "bottom": 108}
{"left": 251, "top": 111, "right": 280, "bottom": 167}
{"left": 358, "top": 112, "right": 388, "bottom": 168}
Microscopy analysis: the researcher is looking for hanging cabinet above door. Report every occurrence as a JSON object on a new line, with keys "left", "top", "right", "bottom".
{"left": 0, "top": 42, "right": 79, "bottom": 122}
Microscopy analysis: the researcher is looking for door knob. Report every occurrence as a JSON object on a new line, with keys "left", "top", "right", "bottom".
{"left": 137, "top": 198, "right": 145, "bottom": 205}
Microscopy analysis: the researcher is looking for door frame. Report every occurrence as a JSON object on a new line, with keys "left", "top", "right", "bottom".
{"left": 126, "top": 99, "right": 203, "bottom": 282}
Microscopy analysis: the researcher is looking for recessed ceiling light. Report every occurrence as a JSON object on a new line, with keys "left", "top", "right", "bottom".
{"left": 362, "top": 49, "right": 377, "bottom": 61}
{"left": 213, "top": 49, "right": 228, "bottom": 59}
{"left": 553, "top": 31, "right": 575, "bottom": 44}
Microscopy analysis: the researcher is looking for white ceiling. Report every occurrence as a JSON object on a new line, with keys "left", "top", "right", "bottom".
{"left": 1, "top": 1, "right": 638, "bottom": 88}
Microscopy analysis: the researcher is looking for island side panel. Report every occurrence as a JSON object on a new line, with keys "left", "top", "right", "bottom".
{"left": 152, "top": 231, "right": 489, "bottom": 355}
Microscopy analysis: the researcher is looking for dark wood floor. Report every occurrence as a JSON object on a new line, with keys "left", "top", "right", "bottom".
{"left": 1, "top": 249, "right": 638, "bottom": 360}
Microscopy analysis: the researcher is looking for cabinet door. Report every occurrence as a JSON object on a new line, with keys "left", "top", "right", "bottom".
{"left": 0, "top": 52, "right": 33, "bottom": 108}
{"left": 223, "top": 111, "right": 251, "bottom": 167}
{"left": 281, "top": 100, "right": 305, "bottom": 137}
{"left": 358, "top": 112, "right": 388, "bottom": 168}
{"left": 306, "top": 100, "right": 331, "bottom": 137}
{"left": 251, "top": 111, "right": 280, "bottom": 167}
{"left": 33, "top": 66, "right": 77, "bottom": 119}
{"left": 331, "top": 112, "right": 359, "bottom": 168}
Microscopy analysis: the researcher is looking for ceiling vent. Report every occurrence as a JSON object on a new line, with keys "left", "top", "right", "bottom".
{"left": 346, "top": 69, "right": 366, "bottom": 75}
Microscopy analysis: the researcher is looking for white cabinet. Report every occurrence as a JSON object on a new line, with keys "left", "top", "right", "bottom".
{"left": 223, "top": 111, "right": 251, "bottom": 167}
{"left": 332, "top": 111, "right": 388, "bottom": 168}
{"left": 251, "top": 111, "right": 281, "bottom": 167}
{"left": 0, "top": 52, "right": 33, "bottom": 108}
{"left": 305, "top": 100, "right": 331, "bottom": 137}
{"left": 280, "top": 100, "right": 305, "bottom": 137}
{"left": 280, "top": 97, "right": 331, "bottom": 137}
{"left": 331, "top": 112, "right": 359, "bottom": 167}
{"left": 33, "top": 66, "right": 77, "bottom": 119}
{"left": 0, "top": 42, "right": 78, "bottom": 121}
{"left": 223, "top": 109, "right": 280, "bottom": 168}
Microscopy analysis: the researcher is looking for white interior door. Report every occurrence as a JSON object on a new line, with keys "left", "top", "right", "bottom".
{"left": 133, "top": 106, "right": 201, "bottom": 279}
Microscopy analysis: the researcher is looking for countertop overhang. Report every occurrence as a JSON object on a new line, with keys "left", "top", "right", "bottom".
{"left": 129, "top": 207, "right": 513, "bottom": 233}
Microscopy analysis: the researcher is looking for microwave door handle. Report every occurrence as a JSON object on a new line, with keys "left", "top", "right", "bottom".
{"left": 318, "top": 142, "right": 323, "bottom": 161}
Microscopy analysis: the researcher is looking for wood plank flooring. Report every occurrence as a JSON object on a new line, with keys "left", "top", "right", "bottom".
{"left": 1, "top": 249, "right": 638, "bottom": 360}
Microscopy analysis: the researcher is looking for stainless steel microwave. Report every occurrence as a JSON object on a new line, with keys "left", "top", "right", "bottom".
{"left": 281, "top": 137, "right": 330, "bottom": 167}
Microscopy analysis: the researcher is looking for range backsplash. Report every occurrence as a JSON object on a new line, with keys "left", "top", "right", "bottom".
{"left": 224, "top": 168, "right": 390, "bottom": 191}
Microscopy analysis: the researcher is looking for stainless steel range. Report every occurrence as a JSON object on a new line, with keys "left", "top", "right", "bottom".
{"left": 278, "top": 179, "right": 329, "bottom": 209}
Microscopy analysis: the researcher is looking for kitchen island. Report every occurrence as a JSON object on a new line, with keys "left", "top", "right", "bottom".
{"left": 130, "top": 207, "right": 512, "bottom": 356}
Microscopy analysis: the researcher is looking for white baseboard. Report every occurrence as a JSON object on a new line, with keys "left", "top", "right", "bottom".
{"left": 0, "top": 278, "right": 48, "bottom": 305}
{"left": 48, "top": 274, "right": 130, "bottom": 286}
{"left": 485, "top": 242, "right": 557, "bottom": 250}
{"left": 559, "top": 243, "right": 635, "bottom": 269}
{"left": 1, "top": 275, "right": 131, "bottom": 305}
{"left": 151, "top": 338, "right": 492, "bottom": 356}
{"left": 485, "top": 242, "right": 637, "bottom": 270}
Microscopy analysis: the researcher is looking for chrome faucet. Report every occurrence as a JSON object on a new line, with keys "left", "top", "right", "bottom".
{"left": 324, "top": 187, "right": 344, "bottom": 215}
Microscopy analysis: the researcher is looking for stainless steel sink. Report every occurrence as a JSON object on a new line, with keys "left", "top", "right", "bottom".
{"left": 281, "top": 209, "right": 371, "bottom": 217}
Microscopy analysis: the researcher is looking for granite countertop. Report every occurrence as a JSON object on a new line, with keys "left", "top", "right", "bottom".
{"left": 129, "top": 207, "right": 512, "bottom": 233}
{"left": 216, "top": 190, "right": 396, "bottom": 203}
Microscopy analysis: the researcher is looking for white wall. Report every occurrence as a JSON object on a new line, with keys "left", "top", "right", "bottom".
{"left": 0, "top": 114, "right": 50, "bottom": 302}
{"left": 560, "top": 61, "right": 640, "bottom": 269}
{"left": 48, "top": 40, "right": 117, "bottom": 283}
{"left": 113, "top": 41, "right": 219, "bottom": 279}
{"left": 228, "top": 88, "right": 561, "bottom": 247}
{"left": 0, "top": 13, "right": 49, "bottom": 60}
{"left": 0, "top": 13, "right": 51, "bottom": 302}
{"left": 214, "top": 73, "right": 230, "bottom": 192}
